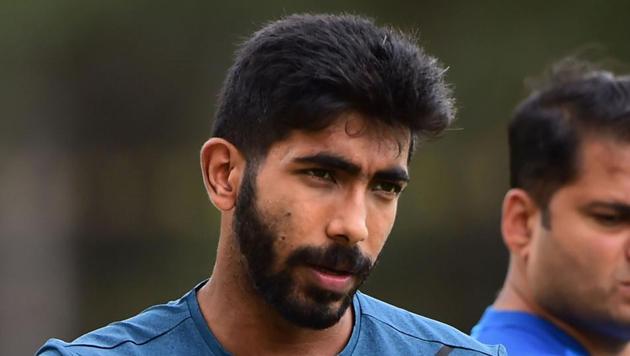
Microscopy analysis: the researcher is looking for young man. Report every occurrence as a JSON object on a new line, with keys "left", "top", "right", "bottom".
{"left": 472, "top": 61, "right": 630, "bottom": 355}
{"left": 39, "top": 14, "right": 504, "bottom": 355}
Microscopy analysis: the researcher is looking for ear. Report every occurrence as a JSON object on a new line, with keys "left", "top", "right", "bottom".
{"left": 501, "top": 188, "right": 540, "bottom": 261}
{"left": 200, "top": 138, "right": 245, "bottom": 211}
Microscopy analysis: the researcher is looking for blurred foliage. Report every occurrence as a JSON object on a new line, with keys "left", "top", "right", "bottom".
{"left": 2, "top": 0, "right": 630, "bottom": 352}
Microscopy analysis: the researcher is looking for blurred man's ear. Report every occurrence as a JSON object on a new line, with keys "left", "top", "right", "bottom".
{"left": 501, "top": 188, "right": 540, "bottom": 262}
{"left": 200, "top": 138, "right": 246, "bottom": 211}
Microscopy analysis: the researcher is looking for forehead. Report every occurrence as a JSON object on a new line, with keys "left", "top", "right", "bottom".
{"left": 565, "top": 136, "right": 630, "bottom": 197}
{"left": 268, "top": 112, "right": 411, "bottom": 165}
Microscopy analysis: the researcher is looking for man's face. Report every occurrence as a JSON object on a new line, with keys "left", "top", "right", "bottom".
{"left": 528, "top": 136, "right": 630, "bottom": 341}
{"left": 233, "top": 112, "right": 410, "bottom": 329}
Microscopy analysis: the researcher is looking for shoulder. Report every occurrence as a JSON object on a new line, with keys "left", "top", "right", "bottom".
{"left": 472, "top": 308, "right": 588, "bottom": 356}
{"left": 474, "top": 325, "right": 554, "bottom": 356}
{"left": 473, "top": 308, "right": 543, "bottom": 351}
{"left": 36, "top": 294, "right": 198, "bottom": 356}
{"left": 353, "top": 292, "right": 505, "bottom": 356}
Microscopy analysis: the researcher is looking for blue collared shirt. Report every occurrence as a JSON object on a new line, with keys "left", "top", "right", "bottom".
{"left": 38, "top": 282, "right": 505, "bottom": 355}
{"left": 472, "top": 307, "right": 589, "bottom": 356}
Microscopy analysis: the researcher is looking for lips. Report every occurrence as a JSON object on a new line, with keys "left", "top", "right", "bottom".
{"left": 284, "top": 244, "right": 372, "bottom": 295}
{"left": 307, "top": 264, "right": 354, "bottom": 293}
{"left": 312, "top": 264, "right": 352, "bottom": 275}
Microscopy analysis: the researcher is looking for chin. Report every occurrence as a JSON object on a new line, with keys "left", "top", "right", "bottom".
{"left": 274, "top": 286, "right": 354, "bottom": 330}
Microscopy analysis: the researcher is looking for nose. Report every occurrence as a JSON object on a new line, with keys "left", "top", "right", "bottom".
{"left": 325, "top": 189, "right": 369, "bottom": 245}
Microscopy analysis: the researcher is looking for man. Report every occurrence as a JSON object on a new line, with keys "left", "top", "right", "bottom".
{"left": 472, "top": 61, "right": 630, "bottom": 355}
{"left": 39, "top": 14, "right": 504, "bottom": 355}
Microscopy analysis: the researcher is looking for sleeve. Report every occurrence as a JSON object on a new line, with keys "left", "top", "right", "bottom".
{"left": 497, "top": 344, "right": 508, "bottom": 356}
{"left": 36, "top": 339, "right": 78, "bottom": 356}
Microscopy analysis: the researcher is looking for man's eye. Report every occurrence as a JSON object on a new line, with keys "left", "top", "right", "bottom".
{"left": 373, "top": 182, "right": 403, "bottom": 195}
{"left": 592, "top": 213, "right": 623, "bottom": 226}
{"left": 305, "top": 169, "right": 335, "bottom": 182}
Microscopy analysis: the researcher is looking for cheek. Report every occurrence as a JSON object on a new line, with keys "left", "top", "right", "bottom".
{"left": 545, "top": 203, "right": 619, "bottom": 273}
{"left": 552, "top": 219, "right": 621, "bottom": 274}
{"left": 531, "top": 226, "right": 610, "bottom": 295}
{"left": 366, "top": 204, "right": 397, "bottom": 252}
{"left": 528, "top": 235, "right": 579, "bottom": 305}
{"left": 265, "top": 198, "right": 322, "bottom": 250}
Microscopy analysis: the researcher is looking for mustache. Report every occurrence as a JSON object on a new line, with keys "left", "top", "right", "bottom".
{"left": 285, "top": 244, "right": 373, "bottom": 276}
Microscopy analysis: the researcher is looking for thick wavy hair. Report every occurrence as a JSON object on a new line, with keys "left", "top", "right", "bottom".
{"left": 510, "top": 58, "right": 630, "bottom": 213}
{"left": 212, "top": 13, "right": 455, "bottom": 160}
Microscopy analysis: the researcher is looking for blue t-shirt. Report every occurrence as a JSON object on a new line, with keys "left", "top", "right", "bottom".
{"left": 471, "top": 307, "right": 589, "bottom": 356}
{"left": 38, "top": 283, "right": 505, "bottom": 355}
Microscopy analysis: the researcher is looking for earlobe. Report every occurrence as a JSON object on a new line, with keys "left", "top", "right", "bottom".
{"left": 501, "top": 189, "right": 539, "bottom": 260}
{"left": 200, "top": 138, "right": 244, "bottom": 211}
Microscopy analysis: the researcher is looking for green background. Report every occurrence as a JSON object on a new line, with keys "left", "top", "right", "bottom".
{"left": 2, "top": 1, "right": 629, "bottom": 354}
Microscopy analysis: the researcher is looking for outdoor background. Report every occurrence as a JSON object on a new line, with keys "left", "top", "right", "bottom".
{"left": 2, "top": 1, "right": 629, "bottom": 354}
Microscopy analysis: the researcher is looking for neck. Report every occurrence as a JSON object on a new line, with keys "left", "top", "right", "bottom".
{"left": 495, "top": 264, "right": 627, "bottom": 355}
{"left": 196, "top": 232, "right": 354, "bottom": 356}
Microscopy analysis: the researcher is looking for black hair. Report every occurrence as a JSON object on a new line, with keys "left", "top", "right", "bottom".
{"left": 509, "top": 58, "right": 630, "bottom": 214}
{"left": 211, "top": 13, "right": 454, "bottom": 160}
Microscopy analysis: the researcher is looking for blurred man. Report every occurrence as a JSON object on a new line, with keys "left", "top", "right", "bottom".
{"left": 38, "top": 14, "right": 504, "bottom": 356}
{"left": 472, "top": 61, "right": 630, "bottom": 355}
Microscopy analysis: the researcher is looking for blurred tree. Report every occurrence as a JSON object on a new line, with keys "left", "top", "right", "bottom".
{"left": 2, "top": 0, "right": 629, "bottom": 354}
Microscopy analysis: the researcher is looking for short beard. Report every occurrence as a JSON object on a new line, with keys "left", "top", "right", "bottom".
{"left": 544, "top": 298, "right": 630, "bottom": 349}
{"left": 232, "top": 164, "right": 373, "bottom": 329}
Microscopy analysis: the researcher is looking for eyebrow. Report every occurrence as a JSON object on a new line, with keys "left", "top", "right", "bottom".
{"left": 374, "top": 167, "right": 410, "bottom": 183}
{"left": 293, "top": 152, "right": 409, "bottom": 182}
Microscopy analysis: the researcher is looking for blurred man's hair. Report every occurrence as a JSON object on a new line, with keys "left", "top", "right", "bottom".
{"left": 509, "top": 58, "right": 630, "bottom": 221}
{"left": 212, "top": 13, "right": 455, "bottom": 161}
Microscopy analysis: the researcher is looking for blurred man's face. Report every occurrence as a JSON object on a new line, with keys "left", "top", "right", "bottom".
{"left": 528, "top": 136, "right": 630, "bottom": 342}
{"left": 233, "top": 112, "right": 410, "bottom": 329}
